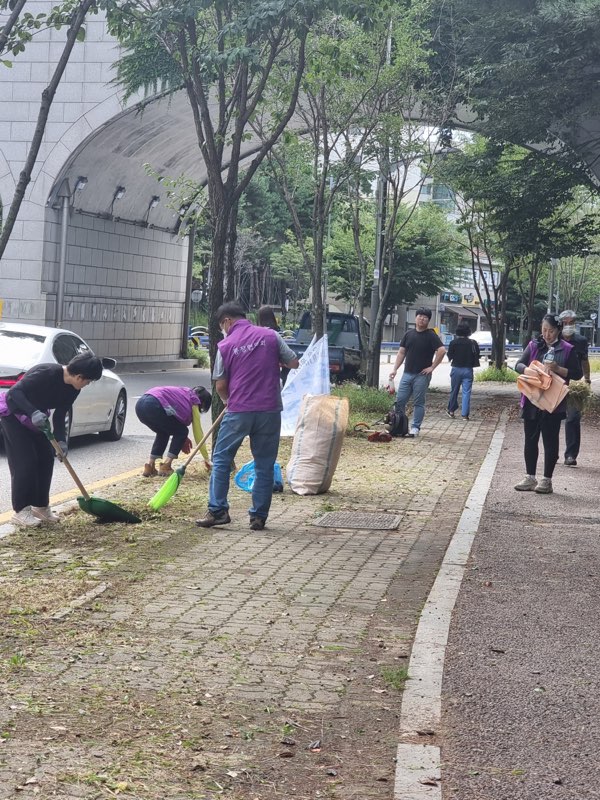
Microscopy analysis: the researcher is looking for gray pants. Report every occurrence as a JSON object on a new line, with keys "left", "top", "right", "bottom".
{"left": 564, "top": 403, "right": 581, "bottom": 460}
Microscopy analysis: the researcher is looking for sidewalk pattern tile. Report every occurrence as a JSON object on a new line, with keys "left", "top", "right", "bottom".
{"left": 0, "top": 410, "right": 502, "bottom": 798}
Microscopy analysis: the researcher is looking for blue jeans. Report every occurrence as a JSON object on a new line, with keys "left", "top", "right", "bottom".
{"left": 135, "top": 394, "right": 188, "bottom": 458}
{"left": 448, "top": 367, "right": 474, "bottom": 417}
{"left": 395, "top": 372, "right": 432, "bottom": 431}
{"left": 209, "top": 411, "right": 281, "bottom": 520}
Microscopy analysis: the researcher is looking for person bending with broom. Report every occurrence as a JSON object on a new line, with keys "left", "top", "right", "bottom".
{"left": 135, "top": 385, "right": 212, "bottom": 477}
{"left": 196, "top": 301, "right": 299, "bottom": 531}
{"left": 0, "top": 352, "right": 103, "bottom": 527}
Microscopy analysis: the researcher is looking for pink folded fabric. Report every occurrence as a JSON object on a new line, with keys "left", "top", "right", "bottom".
{"left": 517, "top": 360, "right": 568, "bottom": 413}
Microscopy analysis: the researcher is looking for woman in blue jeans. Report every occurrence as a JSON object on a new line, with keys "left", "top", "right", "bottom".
{"left": 446, "top": 323, "right": 480, "bottom": 420}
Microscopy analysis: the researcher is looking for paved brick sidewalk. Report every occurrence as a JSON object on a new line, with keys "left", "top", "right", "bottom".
{"left": 0, "top": 402, "right": 506, "bottom": 799}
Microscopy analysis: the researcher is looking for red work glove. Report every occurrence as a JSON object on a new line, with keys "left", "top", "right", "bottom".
{"left": 182, "top": 437, "right": 192, "bottom": 454}
{"left": 367, "top": 431, "right": 392, "bottom": 443}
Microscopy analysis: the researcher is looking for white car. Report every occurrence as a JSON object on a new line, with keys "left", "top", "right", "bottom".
{"left": 0, "top": 322, "right": 127, "bottom": 444}
{"left": 470, "top": 330, "right": 509, "bottom": 346}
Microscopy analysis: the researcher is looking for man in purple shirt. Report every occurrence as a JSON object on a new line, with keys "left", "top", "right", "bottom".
{"left": 196, "top": 301, "right": 299, "bottom": 531}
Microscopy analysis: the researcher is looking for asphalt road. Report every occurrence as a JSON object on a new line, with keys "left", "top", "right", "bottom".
{"left": 0, "top": 368, "right": 212, "bottom": 515}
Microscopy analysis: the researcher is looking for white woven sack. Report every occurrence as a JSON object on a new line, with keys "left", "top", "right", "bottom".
{"left": 286, "top": 394, "right": 349, "bottom": 495}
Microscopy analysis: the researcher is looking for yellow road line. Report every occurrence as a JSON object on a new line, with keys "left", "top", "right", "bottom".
{"left": 0, "top": 465, "right": 143, "bottom": 525}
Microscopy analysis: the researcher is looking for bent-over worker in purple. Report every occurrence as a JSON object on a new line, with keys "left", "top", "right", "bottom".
{"left": 196, "top": 301, "right": 299, "bottom": 531}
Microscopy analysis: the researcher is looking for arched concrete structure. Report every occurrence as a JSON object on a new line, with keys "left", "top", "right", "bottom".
{"left": 0, "top": 6, "right": 219, "bottom": 362}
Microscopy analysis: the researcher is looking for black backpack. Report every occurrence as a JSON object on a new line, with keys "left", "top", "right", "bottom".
{"left": 384, "top": 408, "right": 409, "bottom": 437}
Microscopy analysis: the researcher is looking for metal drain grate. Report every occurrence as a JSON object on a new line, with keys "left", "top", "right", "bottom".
{"left": 312, "top": 512, "right": 401, "bottom": 530}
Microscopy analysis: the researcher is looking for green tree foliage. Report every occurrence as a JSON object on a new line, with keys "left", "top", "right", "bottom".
{"left": 387, "top": 202, "right": 463, "bottom": 308}
{"left": 327, "top": 204, "right": 376, "bottom": 310}
{"left": 429, "top": 0, "right": 600, "bottom": 160}
{"left": 270, "top": 231, "right": 312, "bottom": 323}
{"left": 438, "top": 137, "right": 600, "bottom": 356}
{"left": 108, "top": 0, "right": 340, "bottom": 370}
{"left": 264, "top": 9, "right": 392, "bottom": 339}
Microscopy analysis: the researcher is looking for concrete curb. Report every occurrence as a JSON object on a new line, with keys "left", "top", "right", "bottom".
{"left": 114, "top": 358, "right": 200, "bottom": 374}
{"left": 393, "top": 410, "right": 508, "bottom": 799}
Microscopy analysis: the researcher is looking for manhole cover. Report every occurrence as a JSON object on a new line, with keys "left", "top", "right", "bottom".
{"left": 312, "top": 512, "right": 401, "bottom": 530}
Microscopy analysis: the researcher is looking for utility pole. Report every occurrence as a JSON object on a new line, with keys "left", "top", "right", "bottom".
{"left": 55, "top": 179, "right": 72, "bottom": 329}
{"left": 370, "top": 171, "right": 387, "bottom": 385}
{"left": 323, "top": 175, "right": 333, "bottom": 338}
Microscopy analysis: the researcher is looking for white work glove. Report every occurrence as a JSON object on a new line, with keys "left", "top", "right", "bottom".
{"left": 31, "top": 410, "right": 49, "bottom": 430}
{"left": 55, "top": 441, "right": 68, "bottom": 460}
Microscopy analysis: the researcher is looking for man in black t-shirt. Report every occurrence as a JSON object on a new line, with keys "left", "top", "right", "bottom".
{"left": 559, "top": 310, "right": 591, "bottom": 466}
{"left": 389, "top": 307, "right": 446, "bottom": 435}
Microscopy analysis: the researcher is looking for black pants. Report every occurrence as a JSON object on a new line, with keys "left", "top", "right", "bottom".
{"left": 564, "top": 404, "right": 581, "bottom": 460}
{"left": 0, "top": 415, "right": 54, "bottom": 512}
{"left": 135, "top": 394, "right": 188, "bottom": 459}
{"left": 524, "top": 413, "right": 563, "bottom": 479}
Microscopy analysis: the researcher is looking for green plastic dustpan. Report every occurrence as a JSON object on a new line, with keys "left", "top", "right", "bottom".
{"left": 77, "top": 495, "right": 141, "bottom": 524}
{"left": 43, "top": 429, "right": 140, "bottom": 524}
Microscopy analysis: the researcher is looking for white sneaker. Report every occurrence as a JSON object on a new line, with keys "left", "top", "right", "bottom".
{"left": 514, "top": 475, "right": 537, "bottom": 492}
{"left": 32, "top": 506, "right": 60, "bottom": 524}
{"left": 11, "top": 507, "right": 42, "bottom": 528}
{"left": 535, "top": 477, "right": 553, "bottom": 494}
{"left": 409, "top": 427, "right": 420, "bottom": 436}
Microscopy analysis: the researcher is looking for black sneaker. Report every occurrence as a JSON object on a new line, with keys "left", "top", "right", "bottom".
{"left": 564, "top": 457, "right": 577, "bottom": 467}
{"left": 195, "top": 510, "right": 231, "bottom": 528}
{"left": 446, "top": 410, "right": 455, "bottom": 419}
{"left": 249, "top": 516, "right": 266, "bottom": 531}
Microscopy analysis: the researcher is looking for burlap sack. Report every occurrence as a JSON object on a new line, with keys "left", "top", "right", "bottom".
{"left": 286, "top": 394, "right": 349, "bottom": 495}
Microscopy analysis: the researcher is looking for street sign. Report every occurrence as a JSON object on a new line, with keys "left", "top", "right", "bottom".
{"left": 591, "top": 313, "right": 597, "bottom": 320}
{"left": 191, "top": 290, "right": 202, "bottom": 303}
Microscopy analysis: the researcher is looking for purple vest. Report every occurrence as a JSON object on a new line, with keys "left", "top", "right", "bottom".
{"left": 145, "top": 386, "right": 198, "bottom": 425}
{"left": 218, "top": 319, "right": 282, "bottom": 412}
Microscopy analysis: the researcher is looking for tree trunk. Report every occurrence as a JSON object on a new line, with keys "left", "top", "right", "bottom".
{"left": 208, "top": 210, "right": 229, "bottom": 369}
{"left": 225, "top": 203, "right": 238, "bottom": 302}
{"left": 0, "top": 0, "right": 94, "bottom": 261}
{"left": 312, "top": 227, "right": 325, "bottom": 339}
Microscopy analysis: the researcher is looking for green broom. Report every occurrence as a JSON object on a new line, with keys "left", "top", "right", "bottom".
{"left": 148, "top": 407, "right": 226, "bottom": 511}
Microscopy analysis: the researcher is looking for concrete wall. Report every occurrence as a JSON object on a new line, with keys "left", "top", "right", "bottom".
{"left": 42, "top": 210, "right": 188, "bottom": 360}
{"left": 0, "top": 4, "right": 190, "bottom": 361}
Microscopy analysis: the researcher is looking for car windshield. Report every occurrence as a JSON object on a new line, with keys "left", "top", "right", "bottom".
{"left": 0, "top": 330, "right": 46, "bottom": 369}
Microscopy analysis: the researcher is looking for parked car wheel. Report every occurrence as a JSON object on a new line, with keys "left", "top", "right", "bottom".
{"left": 99, "top": 390, "right": 127, "bottom": 441}
{"left": 62, "top": 409, "right": 72, "bottom": 450}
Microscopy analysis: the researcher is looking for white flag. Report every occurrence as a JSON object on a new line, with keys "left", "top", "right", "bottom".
{"left": 280, "top": 334, "right": 330, "bottom": 436}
